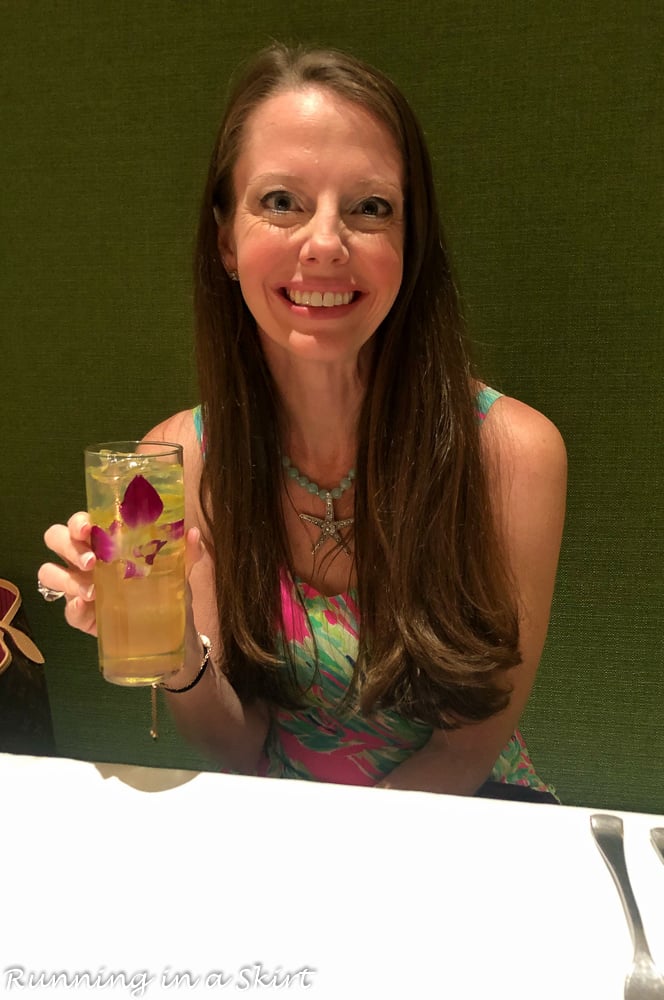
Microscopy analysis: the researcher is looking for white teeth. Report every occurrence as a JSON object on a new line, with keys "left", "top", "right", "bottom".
{"left": 288, "top": 289, "right": 354, "bottom": 307}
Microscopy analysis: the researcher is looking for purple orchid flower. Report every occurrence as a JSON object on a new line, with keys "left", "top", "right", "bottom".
{"left": 90, "top": 475, "right": 181, "bottom": 576}
{"left": 134, "top": 538, "right": 168, "bottom": 566}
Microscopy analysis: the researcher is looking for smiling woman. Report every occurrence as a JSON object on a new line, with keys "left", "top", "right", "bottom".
{"left": 217, "top": 87, "right": 404, "bottom": 366}
{"left": 40, "top": 42, "right": 566, "bottom": 799}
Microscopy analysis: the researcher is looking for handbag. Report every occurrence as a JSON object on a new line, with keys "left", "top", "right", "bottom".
{"left": 0, "top": 578, "right": 56, "bottom": 754}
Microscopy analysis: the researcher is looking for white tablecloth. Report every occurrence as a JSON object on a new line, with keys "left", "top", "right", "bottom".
{"left": 1, "top": 753, "right": 663, "bottom": 999}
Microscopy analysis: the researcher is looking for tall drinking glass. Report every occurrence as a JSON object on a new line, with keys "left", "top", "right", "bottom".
{"left": 84, "top": 441, "right": 185, "bottom": 686}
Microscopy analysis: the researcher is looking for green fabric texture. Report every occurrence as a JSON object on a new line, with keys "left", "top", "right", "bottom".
{"left": 2, "top": 3, "right": 662, "bottom": 811}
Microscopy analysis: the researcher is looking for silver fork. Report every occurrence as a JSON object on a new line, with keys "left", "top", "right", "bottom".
{"left": 590, "top": 814, "right": 664, "bottom": 999}
{"left": 652, "top": 829, "right": 664, "bottom": 866}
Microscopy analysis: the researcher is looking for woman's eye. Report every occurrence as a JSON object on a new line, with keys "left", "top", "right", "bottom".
{"left": 356, "top": 197, "right": 392, "bottom": 219}
{"left": 261, "top": 191, "right": 297, "bottom": 214}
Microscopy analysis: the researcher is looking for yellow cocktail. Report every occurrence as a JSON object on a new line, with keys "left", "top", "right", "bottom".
{"left": 84, "top": 442, "right": 185, "bottom": 685}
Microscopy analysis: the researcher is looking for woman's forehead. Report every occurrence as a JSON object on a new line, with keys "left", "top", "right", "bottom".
{"left": 236, "top": 86, "right": 404, "bottom": 181}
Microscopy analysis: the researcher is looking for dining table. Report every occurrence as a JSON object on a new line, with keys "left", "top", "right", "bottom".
{"left": 1, "top": 751, "right": 663, "bottom": 999}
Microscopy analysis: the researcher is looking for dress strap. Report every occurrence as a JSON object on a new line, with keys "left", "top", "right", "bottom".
{"left": 192, "top": 404, "right": 205, "bottom": 452}
{"left": 195, "top": 395, "right": 500, "bottom": 440}
{"left": 475, "top": 386, "right": 503, "bottom": 422}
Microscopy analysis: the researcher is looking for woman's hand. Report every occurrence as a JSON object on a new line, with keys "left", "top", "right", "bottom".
{"left": 40, "top": 512, "right": 97, "bottom": 635}
{"left": 40, "top": 513, "right": 204, "bottom": 639}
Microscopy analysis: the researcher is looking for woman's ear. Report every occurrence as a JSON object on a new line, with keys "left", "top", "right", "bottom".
{"left": 216, "top": 219, "right": 237, "bottom": 275}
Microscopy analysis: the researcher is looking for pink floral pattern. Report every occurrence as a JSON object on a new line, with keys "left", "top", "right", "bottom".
{"left": 193, "top": 392, "right": 556, "bottom": 795}
{"left": 258, "top": 572, "right": 555, "bottom": 795}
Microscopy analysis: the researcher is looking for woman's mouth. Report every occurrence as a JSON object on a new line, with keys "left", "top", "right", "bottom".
{"left": 285, "top": 289, "right": 358, "bottom": 308}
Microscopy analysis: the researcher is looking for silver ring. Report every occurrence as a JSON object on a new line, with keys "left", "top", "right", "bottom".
{"left": 37, "top": 579, "right": 66, "bottom": 602}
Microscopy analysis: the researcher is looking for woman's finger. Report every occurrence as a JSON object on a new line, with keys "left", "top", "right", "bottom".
{"left": 64, "top": 595, "right": 98, "bottom": 636}
{"left": 185, "top": 526, "right": 204, "bottom": 579}
{"left": 67, "top": 511, "right": 92, "bottom": 542}
{"left": 38, "top": 561, "right": 95, "bottom": 601}
{"left": 43, "top": 521, "right": 96, "bottom": 573}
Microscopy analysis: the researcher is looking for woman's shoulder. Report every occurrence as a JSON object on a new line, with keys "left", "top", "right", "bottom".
{"left": 144, "top": 409, "right": 204, "bottom": 514}
{"left": 146, "top": 408, "right": 199, "bottom": 449}
{"left": 478, "top": 387, "right": 567, "bottom": 488}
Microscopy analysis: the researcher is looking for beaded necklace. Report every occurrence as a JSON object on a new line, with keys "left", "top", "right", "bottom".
{"left": 281, "top": 455, "right": 355, "bottom": 556}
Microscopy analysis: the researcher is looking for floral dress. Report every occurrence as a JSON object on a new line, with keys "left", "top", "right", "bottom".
{"left": 194, "top": 390, "right": 555, "bottom": 795}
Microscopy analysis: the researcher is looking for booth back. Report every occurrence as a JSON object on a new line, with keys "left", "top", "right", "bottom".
{"left": 2, "top": 3, "right": 662, "bottom": 812}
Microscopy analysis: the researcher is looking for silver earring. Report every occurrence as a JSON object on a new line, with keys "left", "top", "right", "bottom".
{"left": 227, "top": 269, "right": 239, "bottom": 282}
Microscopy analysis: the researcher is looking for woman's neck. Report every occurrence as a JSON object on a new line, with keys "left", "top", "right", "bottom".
{"left": 267, "top": 348, "right": 369, "bottom": 473}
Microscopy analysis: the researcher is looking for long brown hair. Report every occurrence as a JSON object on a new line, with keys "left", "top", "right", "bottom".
{"left": 194, "top": 43, "right": 520, "bottom": 727}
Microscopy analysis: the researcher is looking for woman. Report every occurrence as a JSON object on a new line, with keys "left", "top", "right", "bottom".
{"left": 40, "top": 44, "right": 567, "bottom": 798}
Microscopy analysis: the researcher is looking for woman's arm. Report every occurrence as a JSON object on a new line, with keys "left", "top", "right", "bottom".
{"left": 41, "top": 408, "right": 269, "bottom": 774}
{"left": 160, "top": 541, "right": 270, "bottom": 774}
{"left": 377, "top": 395, "right": 567, "bottom": 794}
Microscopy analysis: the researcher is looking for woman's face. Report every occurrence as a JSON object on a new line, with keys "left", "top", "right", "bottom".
{"left": 218, "top": 86, "right": 405, "bottom": 367}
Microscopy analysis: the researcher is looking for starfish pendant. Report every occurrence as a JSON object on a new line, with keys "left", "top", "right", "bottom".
{"left": 299, "top": 493, "right": 354, "bottom": 556}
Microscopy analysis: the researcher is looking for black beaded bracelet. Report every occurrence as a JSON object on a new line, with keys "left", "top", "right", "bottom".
{"left": 150, "top": 634, "right": 212, "bottom": 741}
{"left": 161, "top": 634, "right": 212, "bottom": 693}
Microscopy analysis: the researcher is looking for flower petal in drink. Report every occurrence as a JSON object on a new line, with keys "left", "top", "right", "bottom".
{"left": 119, "top": 475, "right": 164, "bottom": 528}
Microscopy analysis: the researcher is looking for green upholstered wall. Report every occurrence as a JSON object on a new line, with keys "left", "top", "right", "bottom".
{"left": 2, "top": 3, "right": 662, "bottom": 811}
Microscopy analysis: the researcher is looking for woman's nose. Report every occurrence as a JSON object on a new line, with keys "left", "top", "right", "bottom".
{"left": 299, "top": 210, "right": 350, "bottom": 266}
